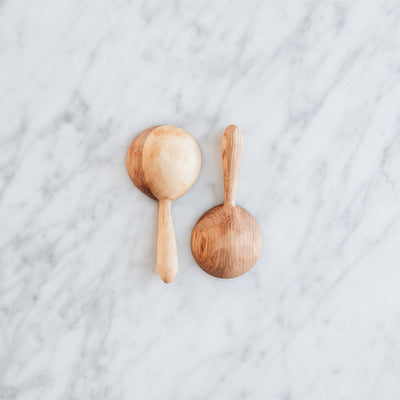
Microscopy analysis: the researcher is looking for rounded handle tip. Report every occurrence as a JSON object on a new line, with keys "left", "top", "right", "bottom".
{"left": 225, "top": 124, "right": 241, "bottom": 134}
{"left": 159, "top": 269, "right": 177, "bottom": 284}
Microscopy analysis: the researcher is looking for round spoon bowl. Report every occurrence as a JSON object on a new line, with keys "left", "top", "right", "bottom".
{"left": 127, "top": 125, "right": 201, "bottom": 200}
{"left": 191, "top": 204, "right": 262, "bottom": 278}
{"left": 142, "top": 126, "right": 201, "bottom": 200}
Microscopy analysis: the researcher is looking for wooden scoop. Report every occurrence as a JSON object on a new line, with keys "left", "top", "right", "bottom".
{"left": 191, "top": 125, "right": 262, "bottom": 278}
{"left": 127, "top": 125, "right": 201, "bottom": 283}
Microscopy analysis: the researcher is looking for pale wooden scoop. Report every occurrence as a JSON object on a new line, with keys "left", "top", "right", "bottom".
{"left": 191, "top": 125, "right": 262, "bottom": 278}
{"left": 127, "top": 125, "right": 201, "bottom": 283}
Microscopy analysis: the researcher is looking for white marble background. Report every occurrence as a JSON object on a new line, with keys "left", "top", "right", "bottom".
{"left": 1, "top": 0, "right": 400, "bottom": 399}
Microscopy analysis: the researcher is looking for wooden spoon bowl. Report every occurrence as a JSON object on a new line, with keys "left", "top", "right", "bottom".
{"left": 191, "top": 125, "right": 262, "bottom": 278}
{"left": 127, "top": 125, "right": 201, "bottom": 283}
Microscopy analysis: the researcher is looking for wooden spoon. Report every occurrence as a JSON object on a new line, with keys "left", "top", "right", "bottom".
{"left": 127, "top": 125, "right": 201, "bottom": 283}
{"left": 191, "top": 125, "right": 262, "bottom": 278}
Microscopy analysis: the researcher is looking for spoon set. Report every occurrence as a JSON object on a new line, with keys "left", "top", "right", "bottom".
{"left": 126, "top": 124, "right": 262, "bottom": 283}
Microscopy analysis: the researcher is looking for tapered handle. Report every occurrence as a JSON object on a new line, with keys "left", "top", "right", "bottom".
{"left": 157, "top": 199, "right": 178, "bottom": 283}
{"left": 222, "top": 125, "right": 243, "bottom": 207}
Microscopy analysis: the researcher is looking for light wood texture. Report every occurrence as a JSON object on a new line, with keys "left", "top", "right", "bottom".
{"left": 191, "top": 125, "right": 262, "bottom": 279}
{"left": 157, "top": 199, "right": 178, "bottom": 283}
{"left": 222, "top": 124, "right": 243, "bottom": 207}
{"left": 126, "top": 125, "right": 159, "bottom": 200}
{"left": 127, "top": 125, "right": 201, "bottom": 283}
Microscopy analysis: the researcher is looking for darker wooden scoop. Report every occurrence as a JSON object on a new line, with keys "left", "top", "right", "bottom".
{"left": 191, "top": 125, "right": 262, "bottom": 279}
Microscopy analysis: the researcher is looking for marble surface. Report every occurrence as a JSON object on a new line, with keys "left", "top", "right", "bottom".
{"left": 1, "top": 0, "right": 400, "bottom": 398}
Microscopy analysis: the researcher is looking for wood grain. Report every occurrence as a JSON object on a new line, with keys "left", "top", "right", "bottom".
{"left": 127, "top": 125, "right": 202, "bottom": 283}
{"left": 157, "top": 199, "right": 178, "bottom": 283}
{"left": 222, "top": 124, "right": 243, "bottom": 207}
{"left": 142, "top": 126, "right": 202, "bottom": 200}
{"left": 126, "top": 125, "right": 159, "bottom": 200}
{"left": 191, "top": 125, "right": 262, "bottom": 279}
{"left": 191, "top": 205, "right": 262, "bottom": 278}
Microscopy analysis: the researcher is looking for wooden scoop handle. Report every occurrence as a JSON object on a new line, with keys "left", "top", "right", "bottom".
{"left": 222, "top": 125, "right": 243, "bottom": 207}
{"left": 157, "top": 199, "right": 178, "bottom": 283}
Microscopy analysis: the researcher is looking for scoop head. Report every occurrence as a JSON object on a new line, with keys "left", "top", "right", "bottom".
{"left": 126, "top": 125, "right": 201, "bottom": 201}
{"left": 191, "top": 204, "right": 262, "bottom": 278}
